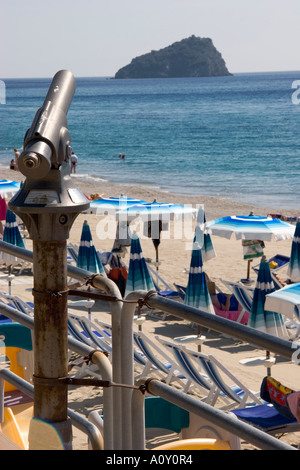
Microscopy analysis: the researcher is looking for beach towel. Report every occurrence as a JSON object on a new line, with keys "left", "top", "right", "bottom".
{"left": 0, "top": 197, "right": 7, "bottom": 221}
{"left": 213, "top": 306, "right": 249, "bottom": 324}
{"left": 260, "top": 376, "right": 295, "bottom": 420}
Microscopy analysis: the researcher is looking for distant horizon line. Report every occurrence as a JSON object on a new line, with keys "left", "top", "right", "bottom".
{"left": 2, "top": 69, "right": 300, "bottom": 81}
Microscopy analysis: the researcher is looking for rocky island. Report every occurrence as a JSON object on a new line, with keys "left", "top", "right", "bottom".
{"left": 115, "top": 36, "right": 231, "bottom": 79}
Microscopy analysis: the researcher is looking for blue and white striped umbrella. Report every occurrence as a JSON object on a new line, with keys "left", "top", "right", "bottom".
{"left": 77, "top": 220, "right": 105, "bottom": 274}
{"left": 89, "top": 197, "right": 147, "bottom": 215}
{"left": 184, "top": 242, "right": 215, "bottom": 314}
{"left": 287, "top": 220, "right": 300, "bottom": 283}
{"left": 0, "top": 180, "right": 21, "bottom": 199}
{"left": 206, "top": 214, "right": 295, "bottom": 241}
{"left": 265, "top": 282, "right": 300, "bottom": 322}
{"left": 118, "top": 200, "right": 196, "bottom": 220}
{"left": 0, "top": 209, "right": 25, "bottom": 266}
{"left": 125, "top": 233, "right": 155, "bottom": 296}
{"left": 249, "top": 257, "right": 288, "bottom": 338}
{"left": 194, "top": 207, "right": 216, "bottom": 262}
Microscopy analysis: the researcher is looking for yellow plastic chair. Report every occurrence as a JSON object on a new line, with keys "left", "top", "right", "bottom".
{"left": 0, "top": 323, "right": 34, "bottom": 449}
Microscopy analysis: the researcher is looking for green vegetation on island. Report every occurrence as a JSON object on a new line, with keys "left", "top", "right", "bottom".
{"left": 115, "top": 36, "right": 232, "bottom": 79}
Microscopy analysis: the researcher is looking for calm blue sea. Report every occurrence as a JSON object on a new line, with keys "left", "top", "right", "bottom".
{"left": 1, "top": 71, "right": 300, "bottom": 209}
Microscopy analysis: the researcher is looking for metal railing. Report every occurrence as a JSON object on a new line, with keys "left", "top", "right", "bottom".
{"left": 0, "top": 368, "right": 103, "bottom": 450}
{"left": 142, "top": 379, "right": 296, "bottom": 451}
{"left": 0, "top": 240, "right": 298, "bottom": 451}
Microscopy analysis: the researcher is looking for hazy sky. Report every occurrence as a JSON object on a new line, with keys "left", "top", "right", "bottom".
{"left": 1, "top": 0, "right": 300, "bottom": 79}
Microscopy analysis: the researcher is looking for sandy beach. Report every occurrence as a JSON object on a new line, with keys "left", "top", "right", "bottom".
{"left": 1, "top": 166, "right": 300, "bottom": 450}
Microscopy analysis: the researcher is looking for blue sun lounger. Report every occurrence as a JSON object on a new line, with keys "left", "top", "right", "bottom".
{"left": 156, "top": 336, "right": 262, "bottom": 410}
{"left": 133, "top": 331, "right": 193, "bottom": 391}
{"left": 231, "top": 403, "right": 300, "bottom": 435}
{"left": 219, "top": 278, "right": 253, "bottom": 316}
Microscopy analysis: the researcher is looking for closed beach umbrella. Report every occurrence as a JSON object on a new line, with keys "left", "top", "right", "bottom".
{"left": 77, "top": 220, "right": 105, "bottom": 274}
{"left": 249, "top": 256, "right": 288, "bottom": 375}
{"left": 249, "top": 256, "right": 288, "bottom": 337}
{"left": 1, "top": 209, "right": 25, "bottom": 257}
{"left": 184, "top": 241, "right": 215, "bottom": 350}
{"left": 125, "top": 232, "right": 155, "bottom": 297}
{"left": 184, "top": 242, "right": 215, "bottom": 314}
{"left": 265, "top": 282, "right": 300, "bottom": 323}
{"left": 287, "top": 219, "right": 300, "bottom": 282}
{"left": 194, "top": 207, "right": 216, "bottom": 262}
{"left": 0, "top": 209, "right": 25, "bottom": 294}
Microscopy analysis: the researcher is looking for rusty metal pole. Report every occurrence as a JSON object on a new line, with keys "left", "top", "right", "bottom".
{"left": 31, "top": 240, "right": 70, "bottom": 440}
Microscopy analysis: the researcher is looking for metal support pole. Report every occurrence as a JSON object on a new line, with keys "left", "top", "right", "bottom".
{"left": 29, "top": 239, "right": 71, "bottom": 448}
{"left": 0, "top": 241, "right": 123, "bottom": 449}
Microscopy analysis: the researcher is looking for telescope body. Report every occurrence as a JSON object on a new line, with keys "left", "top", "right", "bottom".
{"left": 18, "top": 70, "right": 76, "bottom": 179}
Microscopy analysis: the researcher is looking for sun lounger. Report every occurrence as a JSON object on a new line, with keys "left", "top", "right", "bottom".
{"left": 67, "top": 314, "right": 151, "bottom": 378}
{"left": 220, "top": 277, "right": 300, "bottom": 340}
{"left": 255, "top": 254, "right": 290, "bottom": 273}
{"left": 156, "top": 336, "right": 262, "bottom": 410}
{"left": 0, "top": 292, "right": 34, "bottom": 320}
{"left": 68, "top": 242, "right": 116, "bottom": 271}
{"left": 219, "top": 278, "right": 253, "bottom": 319}
{"left": 146, "top": 263, "right": 185, "bottom": 301}
{"left": 15, "top": 258, "right": 32, "bottom": 276}
{"left": 230, "top": 403, "right": 300, "bottom": 436}
{"left": 174, "top": 281, "right": 249, "bottom": 324}
{"left": 69, "top": 314, "right": 114, "bottom": 352}
{"left": 230, "top": 375, "right": 300, "bottom": 437}
{"left": 67, "top": 243, "right": 79, "bottom": 264}
{"left": 252, "top": 254, "right": 290, "bottom": 290}
{"left": 132, "top": 331, "right": 193, "bottom": 392}
{"left": 173, "top": 283, "right": 186, "bottom": 296}
{"left": 268, "top": 214, "right": 298, "bottom": 224}
{"left": 96, "top": 250, "right": 114, "bottom": 267}
{"left": 67, "top": 315, "right": 111, "bottom": 379}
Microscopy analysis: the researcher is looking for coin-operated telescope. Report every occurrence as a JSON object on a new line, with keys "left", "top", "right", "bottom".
{"left": 8, "top": 70, "right": 90, "bottom": 450}
{"left": 9, "top": 69, "right": 89, "bottom": 240}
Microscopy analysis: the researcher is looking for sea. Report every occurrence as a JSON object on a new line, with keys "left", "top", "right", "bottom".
{"left": 1, "top": 71, "right": 300, "bottom": 210}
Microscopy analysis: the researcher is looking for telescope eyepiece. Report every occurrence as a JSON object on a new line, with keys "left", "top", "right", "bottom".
{"left": 23, "top": 153, "right": 40, "bottom": 169}
{"left": 18, "top": 140, "right": 52, "bottom": 179}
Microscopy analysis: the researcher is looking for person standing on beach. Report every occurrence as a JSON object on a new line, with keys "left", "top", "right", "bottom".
{"left": 10, "top": 159, "right": 16, "bottom": 170}
{"left": 70, "top": 151, "right": 78, "bottom": 173}
{"left": 13, "top": 148, "right": 20, "bottom": 170}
